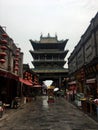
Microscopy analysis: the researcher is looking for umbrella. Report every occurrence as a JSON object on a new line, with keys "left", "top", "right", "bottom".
{"left": 54, "top": 88, "right": 59, "bottom": 92}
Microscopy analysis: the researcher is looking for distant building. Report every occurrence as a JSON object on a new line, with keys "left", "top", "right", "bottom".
{"left": 29, "top": 34, "right": 69, "bottom": 88}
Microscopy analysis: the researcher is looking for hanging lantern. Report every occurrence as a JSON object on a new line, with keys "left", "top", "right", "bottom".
{"left": 0, "top": 59, "right": 6, "bottom": 63}
{"left": 16, "top": 48, "right": 20, "bottom": 52}
{"left": 1, "top": 40, "right": 7, "bottom": 44}
{"left": 16, "top": 53, "right": 19, "bottom": 57}
{"left": 2, "top": 33, "right": 8, "bottom": 38}
{"left": 15, "top": 62, "right": 19, "bottom": 66}
{"left": 0, "top": 52, "right": 7, "bottom": 57}
{"left": 28, "top": 76, "right": 31, "bottom": 80}
{"left": 0, "top": 46, "right": 7, "bottom": 50}
{"left": 14, "top": 58, "right": 19, "bottom": 61}
{"left": 14, "top": 66, "right": 19, "bottom": 71}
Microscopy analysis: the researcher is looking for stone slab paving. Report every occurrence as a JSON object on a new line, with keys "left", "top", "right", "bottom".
{"left": 0, "top": 96, "right": 98, "bottom": 130}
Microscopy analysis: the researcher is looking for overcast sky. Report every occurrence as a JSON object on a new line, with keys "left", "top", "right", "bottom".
{"left": 0, "top": 0, "right": 98, "bottom": 68}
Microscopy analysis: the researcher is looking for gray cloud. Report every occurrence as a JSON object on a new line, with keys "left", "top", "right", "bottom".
{"left": 0, "top": 0, "right": 98, "bottom": 68}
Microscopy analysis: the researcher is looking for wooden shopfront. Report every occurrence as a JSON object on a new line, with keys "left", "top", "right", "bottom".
{"left": 80, "top": 63, "right": 98, "bottom": 120}
{"left": 81, "top": 99, "right": 98, "bottom": 120}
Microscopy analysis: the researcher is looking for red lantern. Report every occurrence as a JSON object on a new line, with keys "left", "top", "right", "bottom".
{"left": 0, "top": 59, "right": 6, "bottom": 63}
{"left": 2, "top": 33, "right": 8, "bottom": 38}
{"left": 14, "top": 58, "right": 19, "bottom": 61}
{"left": 0, "top": 46, "right": 7, "bottom": 50}
{"left": 16, "top": 53, "right": 19, "bottom": 56}
{"left": 14, "top": 67, "right": 19, "bottom": 71}
{"left": 1, "top": 40, "right": 7, "bottom": 44}
{"left": 0, "top": 52, "right": 7, "bottom": 56}
{"left": 15, "top": 62, "right": 19, "bottom": 66}
{"left": 16, "top": 48, "right": 20, "bottom": 52}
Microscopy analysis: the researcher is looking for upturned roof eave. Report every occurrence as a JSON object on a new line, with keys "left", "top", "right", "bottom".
{"left": 29, "top": 39, "right": 68, "bottom": 50}
{"left": 29, "top": 50, "right": 69, "bottom": 54}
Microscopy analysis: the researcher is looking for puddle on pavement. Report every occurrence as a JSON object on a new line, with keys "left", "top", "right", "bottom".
{"left": 42, "top": 97, "right": 49, "bottom": 110}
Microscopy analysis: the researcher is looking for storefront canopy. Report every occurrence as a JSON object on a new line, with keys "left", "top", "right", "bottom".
{"left": 19, "top": 78, "right": 33, "bottom": 86}
{"left": 0, "top": 69, "right": 19, "bottom": 80}
{"left": 86, "top": 78, "right": 96, "bottom": 84}
{"left": 33, "top": 84, "right": 42, "bottom": 88}
{"left": 68, "top": 81, "right": 76, "bottom": 85}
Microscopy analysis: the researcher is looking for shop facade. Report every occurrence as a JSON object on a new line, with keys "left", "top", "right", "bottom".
{"left": 68, "top": 12, "right": 98, "bottom": 120}
{"left": 0, "top": 26, "right": 23, "bottom": 107}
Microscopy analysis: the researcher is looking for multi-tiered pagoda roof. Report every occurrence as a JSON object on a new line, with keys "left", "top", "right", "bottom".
{"left": 29, "top": 34, "right": 69, "bottom": 72}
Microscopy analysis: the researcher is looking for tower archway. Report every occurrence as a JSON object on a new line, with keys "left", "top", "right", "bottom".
{"left": 29, "top": 34, "right": 69, "bottom": 89}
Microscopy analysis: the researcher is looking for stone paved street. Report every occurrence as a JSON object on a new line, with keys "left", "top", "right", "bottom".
{"left": 0, "top": 96, "right": 98, "bottom": 130}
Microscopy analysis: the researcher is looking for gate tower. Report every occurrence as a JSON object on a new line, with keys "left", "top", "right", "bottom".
{"left": 29, "top": 34, "right": 69, "bottom": 88}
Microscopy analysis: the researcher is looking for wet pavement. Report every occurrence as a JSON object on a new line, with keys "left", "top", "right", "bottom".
{"left": 0, "top": 96, "right": 98, "bottom": 130}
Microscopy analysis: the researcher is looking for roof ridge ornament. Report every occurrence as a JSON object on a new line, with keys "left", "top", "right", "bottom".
{"left": 48, "top": 33, "right": 50, "bottom": 37}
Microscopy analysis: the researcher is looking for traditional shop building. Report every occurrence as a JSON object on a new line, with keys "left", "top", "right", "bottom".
{"left": 19, "top": 64, "right": 42, "bottom": 100}
{"left": 29, "top": 34, "right": 69, "bottom": 89}
{"left": 0, "top": 26, "right": 23, "bottom": 106}
{"left": 68, "top": 12, "right": 98, "bottom": 119}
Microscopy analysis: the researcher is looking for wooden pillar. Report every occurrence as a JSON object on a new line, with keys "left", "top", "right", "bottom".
{"left": 59, "top": 76, "right": 61, "bottom": 88}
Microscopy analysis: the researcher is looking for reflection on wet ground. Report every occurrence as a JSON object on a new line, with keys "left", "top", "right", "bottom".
{"left": 42, "top": 96, "right": 49, "bottom": 109}
{"left": 29, "top": 96, "right": 98, "bottom": 130}
{"left": 0, "top": 96, "right": 98, "bottom": 130}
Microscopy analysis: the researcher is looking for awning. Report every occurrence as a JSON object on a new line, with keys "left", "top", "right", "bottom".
{"left": 0, "top": 69, "right": 19, "bottom": 80}
{"left": 19, "top": 78, "right": 33, "bottom": 86}
{"left": 33, "top": 84, "right": 42, "bottom": 88}
{"left": 86, "top": 78, "right": 96, "bottom": 84}
{"left": 68, "top": 81, "right": 76, "bottom": 85}
{"left": 28, "top": 79, "right": 33, "bottom": 84}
